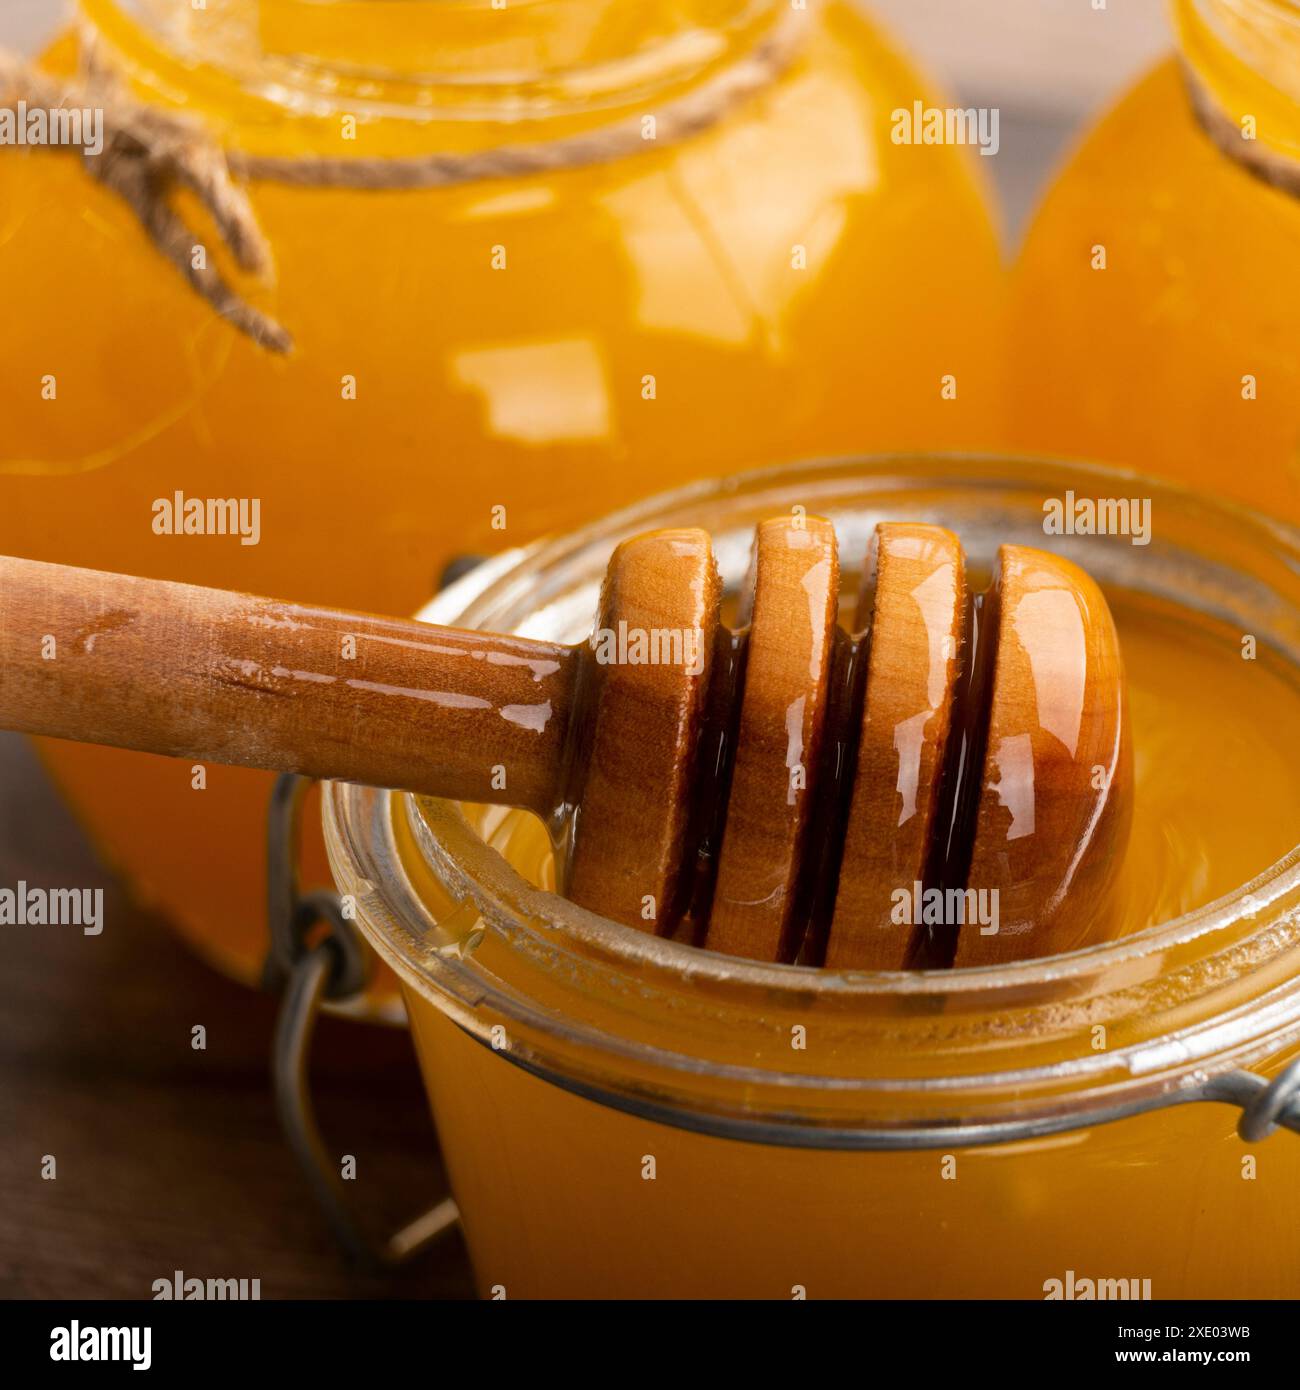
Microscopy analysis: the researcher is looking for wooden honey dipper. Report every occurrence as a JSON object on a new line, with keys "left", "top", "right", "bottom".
{"left": 0, "top": 517, "right": 1130, "bottom": 969}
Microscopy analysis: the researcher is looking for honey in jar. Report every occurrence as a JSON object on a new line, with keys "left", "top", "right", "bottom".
{"left": 325, "top": 457, "right": 1300, "bottom": 1298}
{"left": 0, "top": 0, "right": 1004, "bottom": 994}
{"left": 1010, "top": 0, "right": 1300, "bottom": 525}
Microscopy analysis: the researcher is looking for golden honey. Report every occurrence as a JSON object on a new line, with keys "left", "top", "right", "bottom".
{"left": 325, "top": 458, "right": 1300, "bottom": 1298}
{"left": 0, "top": 0, "right": 1004, "bottom": 992}
{"left": 1010, "top": 0, "right": 1300, "bottom": 524}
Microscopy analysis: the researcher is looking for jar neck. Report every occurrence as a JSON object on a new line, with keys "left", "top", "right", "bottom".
{"left": 1176, "top": 0, "right": 1300, "bottom": 158}
{"left": 80, "top": 0, "right": 792, "bottom": 153}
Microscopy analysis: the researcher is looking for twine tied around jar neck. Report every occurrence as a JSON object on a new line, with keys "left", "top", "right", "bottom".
{"left": 0, "top": 6, "right": 811, "bottom": 355}
{"left": 1182, "top": 61, "right": 1300, "bottom": 201}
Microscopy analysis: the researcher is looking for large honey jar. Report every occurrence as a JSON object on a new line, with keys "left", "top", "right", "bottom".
{"left": 0, "top": 0, "right": 1004, "bottom": 992}
{"left": 1011, "top": 0, "right": 1300, "bottom": 524}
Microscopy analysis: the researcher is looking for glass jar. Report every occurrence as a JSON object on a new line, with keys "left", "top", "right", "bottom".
{"left": 323, "top": 455, "right": 1300, "bottom": 1298}
{"left": 0, "top": 0, "right": 1004, "bottom": 994}
{"left": 1011, "top": 0, "right": 1300, "bottom": 525}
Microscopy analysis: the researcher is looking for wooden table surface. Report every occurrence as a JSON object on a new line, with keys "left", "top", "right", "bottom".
{"left": 0, "top": 732, "right": 475, "bottom": 1300}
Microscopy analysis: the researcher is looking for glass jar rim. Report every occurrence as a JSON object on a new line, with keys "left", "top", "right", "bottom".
{"left": 83, "top": 0, "right": 790, "bottom": 130}
{"left": 323, "top": 453, "right": 1300, "bottom": 1144}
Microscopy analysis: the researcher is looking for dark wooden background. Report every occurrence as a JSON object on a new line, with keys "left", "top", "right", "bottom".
{"left": 0, "top": 732, "right": 475, "bottom": 1299}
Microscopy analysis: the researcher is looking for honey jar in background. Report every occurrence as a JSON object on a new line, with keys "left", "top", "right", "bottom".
{"left": 0, "top": 0, "right": 1005, "bottom": 996}
{"left": 1010, "top": 0, "right": 1300, "bottom": 524}
{"left": 324, "top": 457, "right": 1300, "bottom": 1297}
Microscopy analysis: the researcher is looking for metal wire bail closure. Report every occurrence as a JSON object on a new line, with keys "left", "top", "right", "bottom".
{"left": 1210, "top": 1058, "right": 1300, "bottom": 1144}
{"left": 265, "top": 772, "right": 460, "bottom": 1271}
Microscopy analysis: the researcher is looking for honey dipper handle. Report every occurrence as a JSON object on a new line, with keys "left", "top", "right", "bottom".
{"left": 0, "top": 555, "right": 577, "bottom": 813}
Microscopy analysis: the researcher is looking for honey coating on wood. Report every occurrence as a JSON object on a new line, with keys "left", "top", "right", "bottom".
{"left": 703, "top": 517, "right": 840, "bottom": 964}
{"left": 558, "top": 519, "right": 1131, "bottom": 968}
{"left": 0, "top": 555, "right": 578, "bottom": 811}
{"left": 563, "top": 529, "right": 721, "bottom": 931}
{"left": 952, "top": 545, "right": 1131, "bottom": 967}
{"left": 824, "top": 523, "right": 965, "bottom": 970}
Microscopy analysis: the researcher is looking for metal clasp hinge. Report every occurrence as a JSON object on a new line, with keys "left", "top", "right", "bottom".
{"left": 1205, "top": 1059, "right": 1300, "bottom": 1144}
{"left": 264, "top": 772, "right": 460, "bottom": 1271}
